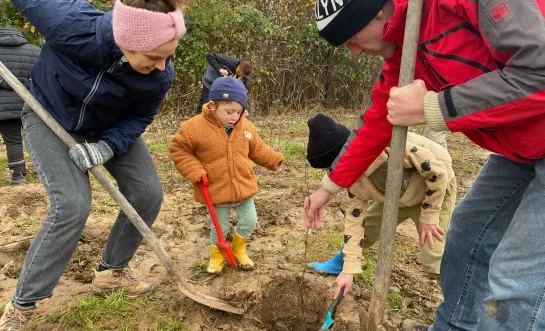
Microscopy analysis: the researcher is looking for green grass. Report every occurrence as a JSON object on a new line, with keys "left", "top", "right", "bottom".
{"left": 193, "top": 260, "right": 208, "bottom": 274}
{"left": 294, "top": 230, "right": 343, "bottom": 263}
{"left": 340, "top": 118, "right": 359, "bottom": 130}
{"left": 148, "top": 142, "right": 170, "bottom": 153}
{"left": 0, "top": 156, "right": 7, "bottom": 168}
{"left": 311, "top": 169, "right": 325, "bottom": 181}
{"left": 153, "top": 319, "right": 187, "bottom": 331}
{"left": 285, "top": 121, "right": 308, "bottom": 133}
{"left": 388, "top": 288, "right": 416, "bottom": 319}
{"left": 355, "top": 258, "right": 375, "bottom": 288}
{"left": 14, "top": 215, "right": 37, "bottom": 230}
{"left": 42, "top": 291, "right": 149, "bottom": 330}
{"left": 278, "top": 140, "right": 306, "bottom": 161}
{"left": 40, "top": 290, "right": 188, "bottom": 330}
{"left": 388, "top": 289, "right": 403, "bottom": 313}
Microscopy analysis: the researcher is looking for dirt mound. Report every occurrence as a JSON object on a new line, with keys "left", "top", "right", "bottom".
{"left": 213, "top": 270, "right": 361, "bottom": 331}
{"left": 260, "top": 276, "right": 329, "bottom": 330}
{"left": 0, "top": 184, "right": 48, "bottom": 222}
{"left": 66, "top": 227, "right": 108, "bottom": 283}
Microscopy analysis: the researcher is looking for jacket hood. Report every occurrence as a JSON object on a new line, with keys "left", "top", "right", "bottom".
{"left": 0, "top": 27, "right": 28, "bottom": 47}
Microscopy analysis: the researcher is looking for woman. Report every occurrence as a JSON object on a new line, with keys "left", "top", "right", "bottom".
{"left": 0, "top": 0, "right": 185, "bottom": 328}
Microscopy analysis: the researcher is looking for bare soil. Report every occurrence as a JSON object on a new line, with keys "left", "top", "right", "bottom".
{"left": 0, "top": 112, "right": 488, "bottom": 330}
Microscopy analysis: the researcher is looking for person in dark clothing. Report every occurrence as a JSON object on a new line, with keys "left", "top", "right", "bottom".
{"left": 196, "top": 52, "right": 252, "bottom": 114}
{"left": 0, "top": 27, "right": 40, "bottom": 185}
{"left": 0, "top": 0, "right": 186, "bottom": 328}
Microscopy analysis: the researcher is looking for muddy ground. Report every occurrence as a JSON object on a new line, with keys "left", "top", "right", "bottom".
{"left": 0, "top": 111, "right": 488, "bottom": 330}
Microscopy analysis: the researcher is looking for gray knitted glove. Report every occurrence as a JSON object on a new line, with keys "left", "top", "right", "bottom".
{"left": 69, "top": 140, "right": 114, "bottom": 173}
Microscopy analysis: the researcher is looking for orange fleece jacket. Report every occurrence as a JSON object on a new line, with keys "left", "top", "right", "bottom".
{"left": 169, "top": 105, "right": 285, "bottom": 205}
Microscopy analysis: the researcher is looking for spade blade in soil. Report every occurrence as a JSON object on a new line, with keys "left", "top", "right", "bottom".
{"left": 320, "top": 286, "right": 345, "bottom": 329}
{"left": 320, "top": 311, "right": 334, "bottom": 329}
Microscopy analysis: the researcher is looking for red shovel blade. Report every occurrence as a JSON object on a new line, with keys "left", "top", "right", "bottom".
{"left": 217, "top": 239, "right": 237, "bottom": 268}
{"left": 198, "top": 175, "right": 238, "bottom": 268}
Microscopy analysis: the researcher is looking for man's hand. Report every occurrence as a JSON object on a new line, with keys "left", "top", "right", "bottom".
{"left": 219, "top": 68, "right": 229, "bottom": 77}
{"left": 419, "top": 223, "right": 445, "bottom": 249}
{"left": 387, "top": 79, "right": 428, "bottom": 126}
{"left": 334, "top": 272, "right": 353, "bottom": 299}
{"left": 304, "top": 187, "right": 335, "bottom": 229}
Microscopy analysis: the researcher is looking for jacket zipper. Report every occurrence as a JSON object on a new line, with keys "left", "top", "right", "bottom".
{"left": 422, "top": 54, "right": 449, "bottom": 87}
{"left": 75, "top": 58, "right": 123, "bottom": 130}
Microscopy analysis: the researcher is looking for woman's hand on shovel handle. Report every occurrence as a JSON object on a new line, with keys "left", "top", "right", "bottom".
{"left": 335, "top": 272, "right": 353, "bottom": 299}
{"left": 304, "top": 187, "right": 334, "bottom": 229}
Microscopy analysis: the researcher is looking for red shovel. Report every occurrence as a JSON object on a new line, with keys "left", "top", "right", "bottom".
{"left": 198, "top": 175, "right": 238, "bottom": 268}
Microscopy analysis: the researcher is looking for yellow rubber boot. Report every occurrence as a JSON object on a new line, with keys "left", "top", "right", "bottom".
{"left": 232, "top": 232, "right": 254, "bottom": 270}
{"left": 207, "top": 246, "right": 225, "bottom": 274}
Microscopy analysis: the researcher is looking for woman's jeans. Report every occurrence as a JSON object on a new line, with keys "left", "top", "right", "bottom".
{"left": 13, "top": 107, "right": 163, "bottom": 304}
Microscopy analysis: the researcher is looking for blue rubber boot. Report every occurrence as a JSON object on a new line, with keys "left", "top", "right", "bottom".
{"left": 308, "top": 245, "right": 344, "bottom": 275}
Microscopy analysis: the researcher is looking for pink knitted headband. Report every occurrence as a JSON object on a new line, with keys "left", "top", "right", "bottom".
{"left": 112, "top": 0, "right": 186, "bottom": 52}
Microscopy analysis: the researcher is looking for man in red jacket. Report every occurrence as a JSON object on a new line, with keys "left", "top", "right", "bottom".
{"left": 306, "top": 0, "right": 545, "bottom": 330}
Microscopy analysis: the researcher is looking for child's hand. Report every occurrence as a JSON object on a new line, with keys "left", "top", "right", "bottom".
{"left": 419, "top": 223, "right": 445, "bottom": 249}
{"left": 274, "top": 160, "right": 283, "bottom": 170}
{"left": 334, "top": 272, "right": 353, "bottom": 299}
{"left": 219, "top": 68, "right": 229, "bottom": 76}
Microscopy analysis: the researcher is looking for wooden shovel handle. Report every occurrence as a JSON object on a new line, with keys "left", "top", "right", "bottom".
{"left": 0, "top": 60, "right": 243, "bottom": 315}
{"left": 366, "top": 0, "right": 425, "bottom": 329}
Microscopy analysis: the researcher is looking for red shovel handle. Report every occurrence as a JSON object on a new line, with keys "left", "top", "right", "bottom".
{"left": 198, "top": 175, "right": 226, "bottom": 242}
{"left": 198, "top": 175, "right": 237, "bottom": 268}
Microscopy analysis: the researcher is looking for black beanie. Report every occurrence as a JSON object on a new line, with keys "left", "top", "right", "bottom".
{"left": 306, "top": 113, "right": 351, "bottom": 169}
{"left": 315, "top": 0, "right": 387, "bottom": 47}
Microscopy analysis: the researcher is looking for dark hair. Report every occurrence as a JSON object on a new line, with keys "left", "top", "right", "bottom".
{"left": 239, "top": 59, "right": 252, "bottom": 78}
{"left": 121, "top": 0, "right": 183, "bottom": 13}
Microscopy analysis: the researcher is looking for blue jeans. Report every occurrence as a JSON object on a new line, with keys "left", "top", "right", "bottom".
{"left": 13, "top": 107, "right": 163, "bottom": 304}
{"left": 430, "top": 154, "right": 545, "bottom": 331}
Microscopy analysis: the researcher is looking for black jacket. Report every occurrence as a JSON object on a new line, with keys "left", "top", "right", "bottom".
{"left": 201, "top": 53, "right": 249, "bottom": 89}
{"left": 0, "top": 27, "right": 40, "bottom": 121}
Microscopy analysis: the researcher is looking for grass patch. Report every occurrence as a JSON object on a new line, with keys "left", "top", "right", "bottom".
{"left": 355, "top": 258, "right": 375, "bottom": 288}
{"left": 311, "top": 169, "right": 325, "bottom": 181}
{"left": 294, "top": 230, "right": 343, "bottom": 263}
{"left": 188, "top": 260, "right": 214, "bottom": 283}
{"left": 285, "top": 121, "right": 308, "bottom": 134}
{"left": 278, "top": 140, "right": 306, "bottom": 161}
{"left": 388, "top": 288, "right": 415, "bottom": 319}
{"left": 0, "top": 156, "right": 7, "bottom": 168}
{"left": 43, "top": 291, "right": 142, "bottom": 330}
{"left": 340, "top": 118, "right": 359, "bottom": 130}
{"left": 153, "top": 319, "right": 187, "bottom": 331}
{"left": 149, "top": 142, "right": 170, "bottom": 153}
{"left": 40, "top": 290, "right": 185, "bottom": 331}
{"left": 15, "top": 215, "right": 37, "bottom": 230}
{"left": 388, "top": 289, "right": 403, "bottom": 313}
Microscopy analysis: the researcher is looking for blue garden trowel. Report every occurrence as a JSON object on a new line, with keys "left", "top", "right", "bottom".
{"left": 320, "top": 286, "right": 345, "bottom": 329}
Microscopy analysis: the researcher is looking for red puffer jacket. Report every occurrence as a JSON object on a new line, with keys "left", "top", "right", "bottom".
{"left": 327, "top": 0, "right": 545, "bottom": 190}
